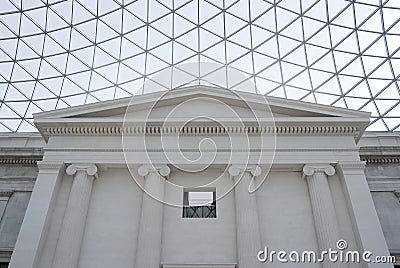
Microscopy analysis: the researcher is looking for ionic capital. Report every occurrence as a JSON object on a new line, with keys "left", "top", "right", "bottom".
{"left": 138, "top": 164, "right": 170, "bottom": 177}
{"left": 302, "top": 164, "right": 335, "bottom": 179}
{"left": 66, "top": 164, "right": 98, "bottom": 178}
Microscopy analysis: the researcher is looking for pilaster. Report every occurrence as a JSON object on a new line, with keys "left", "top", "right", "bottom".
{"left": 303, "top": 164, "right": 343, "bottom": 268}
{"left": 9, "top": 161, "right": 64, "bottom": 268}
{"left": 135, "top": 164, "right": 170, "bottom": 268}
{"left": 52, "top": 164, "right": 98, "bottom": 268}
{"left": 337, "top": 162, "right": 392, "bottom": 268}
{"left": 229, "top": 165, "right": 263, "bottom": 268}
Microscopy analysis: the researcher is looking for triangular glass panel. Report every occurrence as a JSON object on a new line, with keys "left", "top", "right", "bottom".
{"left": 72, "top": 2, "right": 95, "bottom": 25}
{"left": 61, "top": 78, "right": 86, "bottom": 96}
{"left": 314, "top": 77, "right": 342, "bottom": 96}
{"left": 67, "top": 54, "right": 90, "bottom": 74}
{"left": 254, "top": 77, "right": 280, "bottom": 94}
{"left": 125, "top": 26, "right": 148, "bottom": 48}
{"left": 199, "top": 1, "right": 221, "bottom": 25}
{"left": 99, "top": 38, "right": 121, "bottom": 59}
{"left": 174, "top": 15, "right": 196, "bottom": 38}
{"left": 253, "top": 8, "right": 275, "bottom": 32}
{"left": 278, "top": 35, "right": 301, "bottom": 58}
{"left": 376, "top": 82, "right": 400, "bottom": 99}
{"left": 354, "top": 4, "right": 379, "bottom": 28}
{"left": 202, "top": 14, "right": 224, "bottom": 39}
{"left": 123, "top": 9, "right": 144, "bottom": 34}
{"left": 333, "top": 50, "right": 357, "bottom": 71}
{"left": 175, "top": 29, "right": 198, "bottom": 54}
{"left": 345, "top": 96, "right": 369, "bottom": 110}
{"left": 229, "top": 26, "right": 251, "bottom": 49}
{"left": 148, "top": 0, "right": 171, "bottom": 22}
{"left": 147, "top": 26, "right": 170, "bottom": 50}
{"left": 312, "top": 53, "right": 335, "bottom": 72}
{"left": 226, "top": 41, "right": 249, "bottom": 64}
{"left": 43, "top": 36, "right": 67, "bottom": 56}
{"left": 70, "top": 29, "right": 93, "bottom": 51}
{"left": 32, "top": 83, "right": 57, "bottom": 100}
{"left": 102, "top": 9, "right": 123, "bottom": 33}
{"left": 48, "top": 28, "right": 70, "bottom": 50}
{"left": 12, "top": 81, "right": 35, "bottom": 99}
{"left": 151, "top": 13, "right": 173, "bottom": 38}
{"left": 173, "top": 42, "right": 197, "bottom": 64}
{"left": 287, "top": 70, "right": 312, "bottom": 90}
{"left": 89, "top": 72, "right": 114, "bottom": 91}
{"left": 117, "top": 63, "right": 142, "bottom": 84}
{"left": 18, "top": 119, "right": 37, "bottom": 132}
{"left": 281, "top": 17, "right": 303, "bottom": 42}
{"left": 258, "top": 63, "right": 281, "bottom": 83}
{"left": 96, "top": 21, "right": 119, "bottom": 43}
{"left": 346, "top": 80, "right": 372, "bottom": 98}
{"left": 199, "top": 29, "right": 223, "bottom": 52}
{"left": 302, "top": 17, "right": 326, "bottom": 41}
{"left": 93, "top": 47, "right": 117, "bottom": 68}
{"left": 19, "top": 58, "right": 41, "bottom": 76}
{"left": 20, "top": 14, "right": 43, "bottom": 36}
{"left": 281, "top": 61, "right": 304, "bottom": 81}
{"left": 305, "top": 0, "right": 327, "bottom": 22}
{"left": 285, "top": 85, "right": 309, "bottom": 100}
{"left": 361, "top": 55, "right": 384, "bottom": 75}
{"left": 75, "top": 20, "right": 97, "bottom": 42}
{"left": 284, "top": 46, "right": 307, "bottom": 67}
{"left": 253, "top": 52, "right": 276, "bottom": 73}
{"left": 12, "top": 64, "right": 34, "bottom": 81}
{"left": 4, "top": 85, "right": 29, "bottom": 101}
{"left": 329, "top": 24, "right": 353, "bottom": 47}
{"left": 126, "top": 0, "right": 147, "bottom": 22}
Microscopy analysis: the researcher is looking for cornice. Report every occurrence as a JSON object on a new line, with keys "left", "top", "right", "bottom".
{"left": 43, "top": 148, "right": 359, "bottom": 152}
{"left": 360, "top": 156, "right": 400, "bottom": 164}
{"left": 359, "top": 146, "right": 400, "bottom": 165}
{"left": 336, "top": 161, "right": 366, "bottom": 170}
{"left": 42, "top": 125, "right": 360, "bottom": 137}
{"left": 36, "top": 161, "right": 64, "bottom": 170}
{"left": 0, "top": 157, "right": 41, "bottom": 166}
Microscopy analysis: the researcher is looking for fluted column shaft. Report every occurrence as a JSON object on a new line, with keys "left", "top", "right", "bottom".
{"left": 135, "top": 165, "right": 170, "bottom": 268}
{"left": 303, "top": 164, "right": 343, "bottom": 268}
{"left": 229, "top": 165, "right": 263, "bottom": 268}
{"left": 53, "top": 164, "right": 97, "bottom": 268}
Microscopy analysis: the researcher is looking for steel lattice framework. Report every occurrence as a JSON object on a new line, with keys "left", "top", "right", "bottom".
{"left": 0, "top": 0, "right": 400, "bottom": 132}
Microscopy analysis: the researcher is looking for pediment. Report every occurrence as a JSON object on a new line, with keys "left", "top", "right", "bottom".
{"left": 34, "top": 86, "right": 368, "bottom": 119}
{"left": 34, "top": 86, "right": 370, "bottom": 141}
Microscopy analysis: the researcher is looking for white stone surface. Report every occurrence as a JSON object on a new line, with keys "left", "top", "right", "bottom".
{"left": 8, "top": 87, "right": 392, "bottom": 268}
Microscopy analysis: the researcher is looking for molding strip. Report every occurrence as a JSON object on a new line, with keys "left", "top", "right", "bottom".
{"left": 0, "top": 158, "right": 41, "bottom": 166}
{"left": 43, "top": 125, "right": 360, "bottom": 136}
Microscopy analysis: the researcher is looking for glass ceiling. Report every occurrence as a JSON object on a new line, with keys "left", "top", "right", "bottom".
{"left": 0, "top": 0, "right": 400, "bottom": 132}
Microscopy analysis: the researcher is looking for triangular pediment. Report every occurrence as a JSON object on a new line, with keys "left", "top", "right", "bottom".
{"left": 34, "top": 86, "right": 368, "bottom": 119}
{"left": 34, "top": 86, "right": 370, "bottom": 141}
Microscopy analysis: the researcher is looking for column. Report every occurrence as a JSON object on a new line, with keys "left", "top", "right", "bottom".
{"left": 337, "top": 162, "right": 392, "bottom": 268}
{"left": 9, "top": 161, "right": 64, "bottom": 268}
{"left": 303, "top": 164, "right": 342, "bottom": 268}
{"left": 229, "top": 165, "right": 263, "bottom": 268}
{"left": 52, "top": 164, "right": 98, "bottom": 268}
{"left": 135, "top": 164, "right": 170, "bottom": 268}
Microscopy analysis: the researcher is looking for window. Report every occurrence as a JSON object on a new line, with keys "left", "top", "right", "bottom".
{"left": 183, "top": 189, "right": 216, "bottom": 218}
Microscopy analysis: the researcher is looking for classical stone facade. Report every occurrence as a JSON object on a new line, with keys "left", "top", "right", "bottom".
{"left": 0, "top": 87, "right": 397, "bottom": 267}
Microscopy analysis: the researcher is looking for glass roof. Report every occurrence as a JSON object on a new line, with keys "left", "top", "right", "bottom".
{"left": 0, "top": 0, "right": 400, "bottom": 132}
